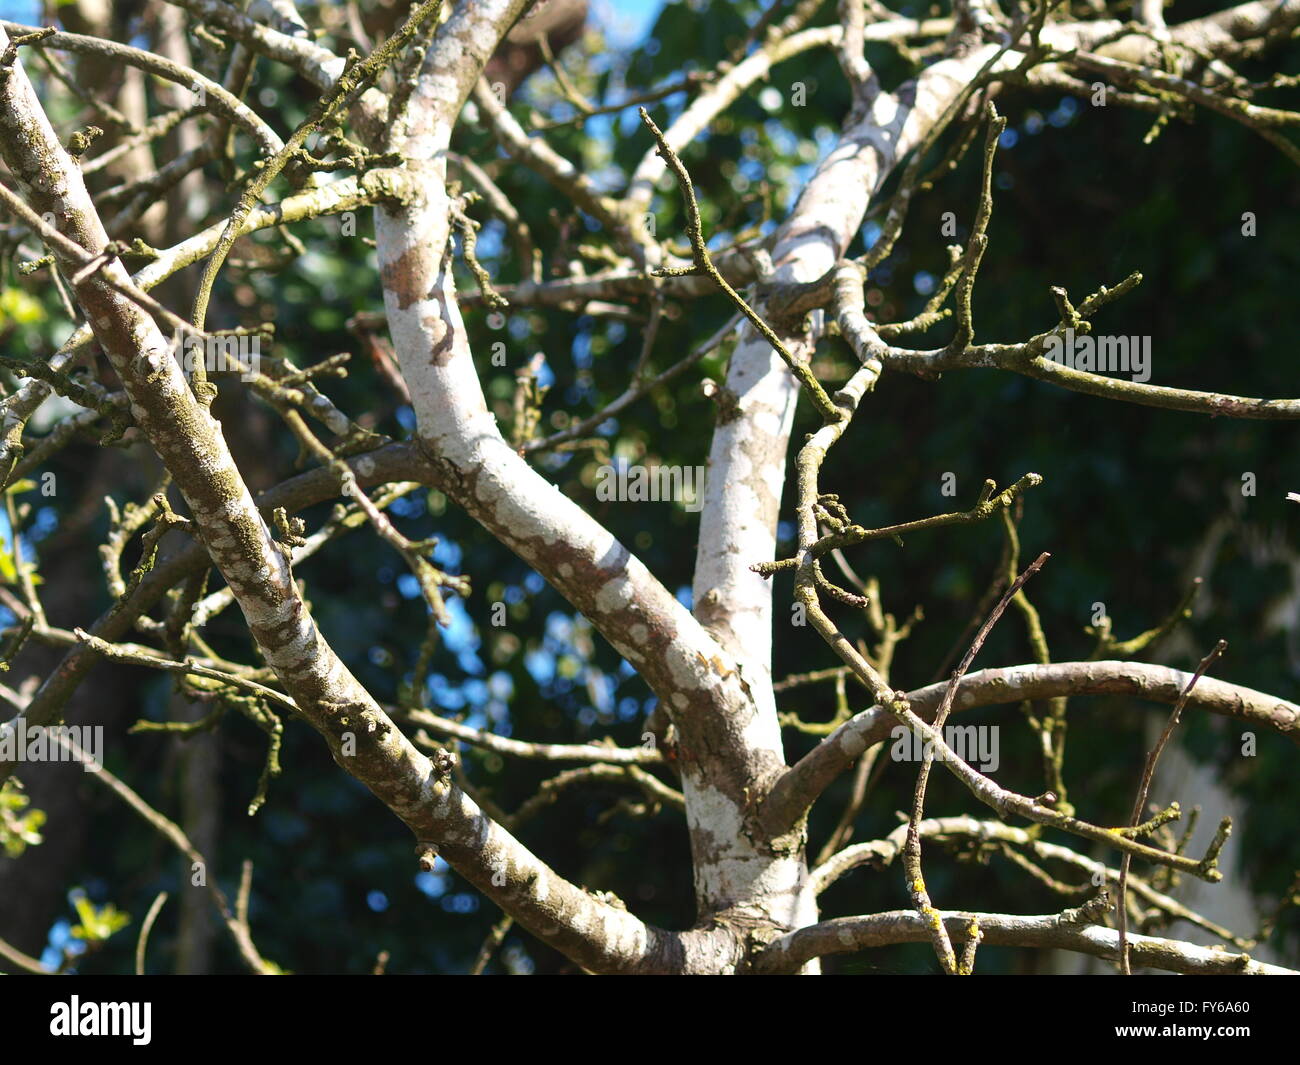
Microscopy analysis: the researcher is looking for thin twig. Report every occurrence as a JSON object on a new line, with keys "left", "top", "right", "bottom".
{"left": 1116, "top": 639, "right": 1227, "bottom": 974}
{"left": 638, "top": 107, "right": 841, "bottom": 423}
{"left": 134, "top": 891, "right": 169, "bottom": 975}
{"left": 905, "top": 550, "right": 1049, "bottom": 973}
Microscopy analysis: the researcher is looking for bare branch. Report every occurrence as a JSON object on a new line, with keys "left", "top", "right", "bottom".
{"left": 1118, "top": 639, "right": 1227, "bottom": 973}
{"left": 763, "top": 659, "right": 1298, "bottom": 835}
{"left": 754, "top": 906, "right": 1298, "bottom": 974}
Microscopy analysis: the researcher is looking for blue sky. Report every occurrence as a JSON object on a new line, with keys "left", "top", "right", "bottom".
{"left": 0, "top": 2, "right": 663, "bottom": 36}
{"left": 594, "top": 0, "right": 665, "bottom": 48}
{"left": 0, "top": 1, "right": 38, "bottom": 21}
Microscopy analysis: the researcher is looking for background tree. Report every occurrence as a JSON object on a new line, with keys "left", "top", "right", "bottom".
{"left": 0, "top": 0, "right": 1297, "bottom": 975}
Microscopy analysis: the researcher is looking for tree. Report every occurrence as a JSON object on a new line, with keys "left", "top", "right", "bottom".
{"left": 0, "top": 0, "right": 1297, "bottom": 975}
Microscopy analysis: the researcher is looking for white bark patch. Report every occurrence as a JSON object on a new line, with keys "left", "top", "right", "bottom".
{"left": 664, "top": 645, "right": 710, "bottom": 691}
{"left": 761, "top": 462, "right": 785, "bottom": 502}
{"left": 203, "top": 529, "right": 235, "bottom": 552}
{"left": 594, "top": 576, "right": 635, "bottom": 616}
{"left": 281, "top": 616, "right": 318, "bottom": 660}
{"left": 686, "top": 778, "right": 806, "bottom": 913}
{"left": 837, "top": 728, "right": 869, "bottom": 760}
{"left": 267, "top": 597, "right": 298, "bottom": 625}
{"left": 752, "top": 408, "right": 784, "bottom": 437}
{"left": 740, "top": 711, "right": 783, "bottom": 762}
{"left": 321, "top": 56, "right": 348, "bottom": 83}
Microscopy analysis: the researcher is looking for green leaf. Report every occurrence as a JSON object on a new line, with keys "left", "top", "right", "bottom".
{"left": 70, "top": 893, "right": 131, "bottom": 943}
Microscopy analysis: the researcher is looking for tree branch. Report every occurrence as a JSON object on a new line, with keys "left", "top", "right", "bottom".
{"left": 753, "top": 905, "right": 1298, "bottom": 974}
{"left": 763, "top": 659, "right": 1299, "bottom": 834}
